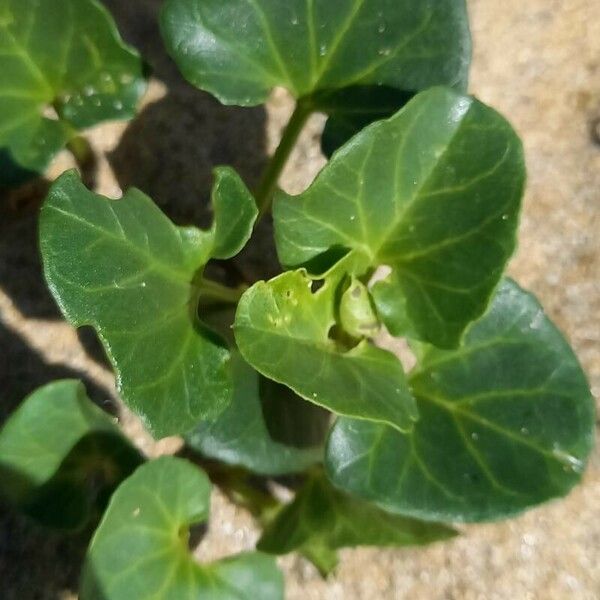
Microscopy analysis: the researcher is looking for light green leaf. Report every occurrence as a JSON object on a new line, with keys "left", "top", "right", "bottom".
{"left": 187, "top": 353, "right": 329, "bottom": 476}
{"left": 160, "top": 0, "right": 470, "bottom": 108}
{"left": 339, "top": 277, "right": 379, "bottom": 339}
{"left": 325, "top": 279, "right": 596, "bottom": 522}
{"left": 81, "top": 457, "right": 284, "bottom": 600}
{"left": 40, "top": 169, "right": 256, "bottom": 438}
{"left": 234, "top": 268, "right": 417, "bottom": 432}
{"left": 258, "top": 472, "right": 455, "bottom": 574}
{"left": 0, "top": 0, "right": 146, "bottom": 187}
{"left": 0, "top": 380, "right": 142, "bottom": 529}
{"left": 275, "top": 87, "right": 525, "bottom": 348}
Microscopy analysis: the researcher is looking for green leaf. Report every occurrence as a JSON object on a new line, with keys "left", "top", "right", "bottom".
{"left": 316, "top": 86, "right": 414, "bottom": 158}
{"left": 187, "top": 353, "right": 329, "bottom": 476}
{"left": 339, "top": 277, "right": 379, "bottom": 339}
{"left": 209, "top": 167, "right": 259, "bottom": 259}
{"left": 234, "top": 268, "right": 417, "bottom": 432}
{"left": 0, "top": 0, "right": 146, "bottom": 187}
{"left": 275, "top": 87, "right": 525, "bottom": 348}
{"left": 325, "top": 279, "right": 596, "bottom": 522}
{"left": 258, "top": 472, "right": 455, "bottom": 575}
{"left": 160, "top": 0, "right": 470, "bottom": 108}
{"left": 81, "top": 457, "right": 284, "bottom": 600}
{"left": 40, "top": 168, "right": 257, "bottom": 438}
{"left": 0, "top": 380, "right": 142, "bottom": 529}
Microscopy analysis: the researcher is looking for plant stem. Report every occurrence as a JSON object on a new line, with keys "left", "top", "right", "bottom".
{"left": 66, "top": 134, "right": 96, "bottom": 188}
{"left": 254, "top": 98, "right": 313, "bottom": 217}
{"left": 197, "top": 278, "right": 247, "bottom": 304}
{"left": 67, "top": 135, "right": 93, "bottom": 167}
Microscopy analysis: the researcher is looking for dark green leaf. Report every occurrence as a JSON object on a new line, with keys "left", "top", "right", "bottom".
{"left": 258, "top": 472, "right": 455, "bottom": 574}
{"left": 160, "top": 0, "right": 470, "bottom": 108}
{"left": 81, "top": 457, "right": 283, "bottom": 600}
{"left": 275, "top": 87, "right": 525, "bottom": 348}
{"left": 326, "top": 279, "right": 596, "bottom": 522}
{"left": 210, "top": 167, "right": 259, "bottom": 259}
{"left": 234, "top": 267, "right": 417, "bottom": 431}
{"left": 187, "top": 353, "right": 329, "bottom": 475}
{"left": 40, "top": 169, "right": 257, "bottom": 438}
{"left": 316, "top": 86, "right": 414, "bottom": 158}
{"left": 0, "top": 0, "right": 146, "bottom": 187}
{"left": 0, "top": 380, "right": 142, "bottom": 529}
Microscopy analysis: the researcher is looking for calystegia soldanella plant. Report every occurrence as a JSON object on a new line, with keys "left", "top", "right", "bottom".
{"left": 0, "top": 0, "right": 594, "bottom": 598}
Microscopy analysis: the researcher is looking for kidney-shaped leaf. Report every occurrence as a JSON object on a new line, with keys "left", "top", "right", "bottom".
{"left": 81, "top": 457, "right": 283, "bottom": 600}
{"left": 187, "top": 353, "right": 330, "bottom": 476}
{"left": 275, "top": 87, "right": 525, "bottom": 349}
{"left": 0, "top": 0, "right": 146, "bottom": 187}
{"left": 160, "top": 0, "right": 470, "bottom": 107}
{"left": 40, "top": 168, "right": 257, "bottom": 438}
{"left": 234, "top": 268, "right": 417, "bottom": 432}
{"left": 326, "top": 279, "right": 596, "bottom": 522}
{"left": 0, "top": 380, "right": 142, "bottom": 529}
{"left": 258, "top": 472, "right": 455, "bottom": 574}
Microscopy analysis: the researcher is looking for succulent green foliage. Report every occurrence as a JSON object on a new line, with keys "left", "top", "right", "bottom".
{"left": 275, "top": 87, "right": 525, "bottom": 349}
{"left": 234, "top": 268, "right": 417, "bottom": 432}
{"left": 160, "top": 0, "right": 470, "bottom": 107}
{"left": 0, "top": 380, "right": 142, "bottom": 529}
{"left": 316, "top": 86, "right": 414, "bottom": 158}
{"left": 0, "top": 0, "right": 146, "bottom": 187}
{"left": 81, "top": 457, "right": 283, "bottom": 600}
{"left": 40, "top": 168, "right": 258, "bottom": 438}
{"left": 326, "top": 280, "right": 596, "bottom": 522}
{"left": 187, "top": 353, "right": 330, "bottom": 475}
{"left": 258, "top": 472, "right": 455, "bottom": 574}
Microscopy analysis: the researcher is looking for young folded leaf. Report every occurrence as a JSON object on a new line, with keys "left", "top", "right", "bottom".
{"left": 275, "top": 87, "right": 525, "bottom": 349}
{"left": 326, "top": 279, "right": 595, "bottom": 522}
{"left": 0, "top": 0, "right": 146, "bottom": 187}
{"left": 0, "top": 380, "right": 142, "bottom": 529}
{"left": 40, "top": 168, "right": 257, "bottom": 438}
{"left": 81, "top": 457, "right": 283, "bottom": 600}
{"left": 160, "top": 0, "right": 470, "bottom": 107}
{"left": 234, "top": 268, "right": 417, "bottom": 432}
{"left": 258, "top": 472, "right": 455, "bottom": 575}
{"left": 187, "top": 353, "right": 330, "bottom": 476}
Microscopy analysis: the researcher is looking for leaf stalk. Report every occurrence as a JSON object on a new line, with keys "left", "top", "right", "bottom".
{"left": 255, "top": 98, "right": 313, "bottom": 217}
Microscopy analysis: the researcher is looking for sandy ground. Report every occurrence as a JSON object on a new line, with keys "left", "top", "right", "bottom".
{"left": 1, "top": 0, "right": 599, "bottom": 598}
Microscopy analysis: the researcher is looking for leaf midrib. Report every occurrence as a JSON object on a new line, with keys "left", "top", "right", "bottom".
{"left": 45, "top": 202, "right": 195, "bottom": 285}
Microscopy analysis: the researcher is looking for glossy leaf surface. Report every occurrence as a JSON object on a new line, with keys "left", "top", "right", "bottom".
{"left": 81, "top": 457, "right": 283, "bottom": 600}
{"left": 326, "top": 280, "right": 595, "bottom": 522}
{"left": 160, "top": 0, "right": 470, "bottom": 108}
{"left": 0, "top": 380, "right": 142, "bottom": 529}
{"left": 275, "top": 87, "right": 525, "bottom": 348}
{"left": 40, "top": 169, "right": 257, "bottom": 438}
{"left": 258, "top": 472, "right": 455, "bottom": 574}
{"left": 187, "top": 353, "right": 329, "bottom": 475}
{"left": 235, "top": 268, "right": 417, "bottom": 431}
{"left": 0, "top": 0, "right": 146, "bottom": 186}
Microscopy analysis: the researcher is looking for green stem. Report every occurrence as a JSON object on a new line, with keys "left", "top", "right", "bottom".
{"left": 197, "top": 279, "right": 247, "bottom": 304}
{"left": 66, "top": 134, "right": 93, "bottom": 168}
{"left": 255, "top": 98, "right": 313, "bottom": 217}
